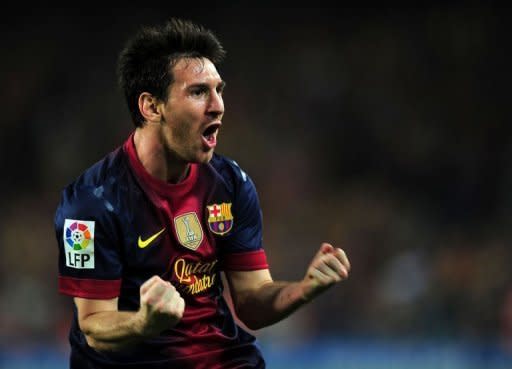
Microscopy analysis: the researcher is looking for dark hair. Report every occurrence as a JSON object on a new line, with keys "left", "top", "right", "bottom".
{"left": 117, "top": 17, "right": 226, "bottom": 127}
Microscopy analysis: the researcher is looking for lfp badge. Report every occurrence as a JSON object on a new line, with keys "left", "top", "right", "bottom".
{"left": 207, "top": 203, "right": 233, "bottom": 235}
{"left": 63, "top": 219, "right": 95, "bottom": 269}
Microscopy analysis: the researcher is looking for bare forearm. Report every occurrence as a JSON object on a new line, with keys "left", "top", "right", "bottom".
{"left": 75, "top": 277, "right": 184, "bottom": 352}
{"left": 236, "top": 280, "right": 308, "bottom": 330}
{"left": 229, "top": 245, "right": 350, "bottom": 331}
{"left": 80, "top": 310, "right": 144, "bottom": 351}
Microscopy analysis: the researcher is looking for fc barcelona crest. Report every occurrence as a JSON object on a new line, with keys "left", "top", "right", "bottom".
{"left": 174, "top": 212, "right": 203, "bottom": 250}
{"left": 207, "top": 203, "right": 234, "bottom": 235}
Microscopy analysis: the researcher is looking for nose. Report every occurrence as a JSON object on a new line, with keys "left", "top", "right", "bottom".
{"left": 207, "top": 90, "right": 224, "bottom": 118}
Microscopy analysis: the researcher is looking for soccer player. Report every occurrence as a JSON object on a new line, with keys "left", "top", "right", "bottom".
{"left": 55, "top": 17, "right": 351, "bottom": 369}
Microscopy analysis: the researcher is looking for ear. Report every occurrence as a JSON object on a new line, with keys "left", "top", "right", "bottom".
{"left": 138, "top": 92, "right": 162, "bottom": 124}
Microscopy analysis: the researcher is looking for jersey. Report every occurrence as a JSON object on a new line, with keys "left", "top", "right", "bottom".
{"left": 54, "top": 133, "right": 269, "bottom": 369}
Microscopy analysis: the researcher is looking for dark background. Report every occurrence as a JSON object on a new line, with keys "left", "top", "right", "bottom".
{"left": 1, "top": 3, "right": 511, "bottom": 366}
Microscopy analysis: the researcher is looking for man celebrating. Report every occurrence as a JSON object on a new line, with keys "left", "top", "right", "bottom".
{"left": 55, "top": 17, "right": 350, "bottom": 369}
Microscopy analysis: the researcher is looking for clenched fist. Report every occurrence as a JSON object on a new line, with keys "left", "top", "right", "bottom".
{"left": 302, "top": 243, "right": 351, "bottom": 301}
{"left": 136, "top": 275, "right": 185, "bottom": 337}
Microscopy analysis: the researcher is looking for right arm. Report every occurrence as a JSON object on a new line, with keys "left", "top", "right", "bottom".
{"left": 75, "top": 276, "right": 185, "bottom": 351}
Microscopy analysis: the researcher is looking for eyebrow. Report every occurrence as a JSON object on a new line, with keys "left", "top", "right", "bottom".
{"left": 188, "top": 81, "right": 226, "bottom": 90}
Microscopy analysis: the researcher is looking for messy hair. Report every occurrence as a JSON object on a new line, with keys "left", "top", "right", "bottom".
{"left": 117, "top": 18, "right": 226, "bottom": 127}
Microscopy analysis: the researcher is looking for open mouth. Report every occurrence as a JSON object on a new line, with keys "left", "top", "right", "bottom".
{"left": 202, "top": 123, "right": 221, "bottom": 148}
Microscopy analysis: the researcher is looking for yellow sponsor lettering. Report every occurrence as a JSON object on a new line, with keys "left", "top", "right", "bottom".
{"left": 174, "top": 258, "right": 192, "bottom": 283}
{"left": 173, "top": 258, "right": 218, "bottom": 294}
{"left": 186, "top": 274, "right": 216, "bottom": 295}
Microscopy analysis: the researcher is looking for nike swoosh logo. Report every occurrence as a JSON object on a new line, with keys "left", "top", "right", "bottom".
{"left": 138, "top": 228, "right": 166, "bottom": 248}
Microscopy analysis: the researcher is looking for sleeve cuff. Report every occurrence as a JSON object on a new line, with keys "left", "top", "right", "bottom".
{"left": 221, "top": 249, "right": 269, "bottom": 271}
{"left": 58, "top": 276, "right": 121, "bottom": 299}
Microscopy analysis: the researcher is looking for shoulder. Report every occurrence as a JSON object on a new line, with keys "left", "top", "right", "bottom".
{"left": 55, "top": 147, "right": 130, "bottom": 221}
{"left": 208, "top": 153, "right": 262, "bottom": 216}
{"left": 209, "top": 153, "right": 254, "bottom": 194}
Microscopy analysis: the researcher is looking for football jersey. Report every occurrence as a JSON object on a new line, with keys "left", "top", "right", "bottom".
{"left": 55, "top": 133, "right": 269, "bottom": 369}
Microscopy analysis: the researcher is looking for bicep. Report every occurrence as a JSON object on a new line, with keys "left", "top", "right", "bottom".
{"left": 224, "top": 269, "right": 273, "bottom": 304}
{"left": 74, "top": 297, "right": 118, "bottom": 324}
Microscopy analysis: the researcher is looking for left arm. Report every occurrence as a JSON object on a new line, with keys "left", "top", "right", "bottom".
{"left": 224, "top": 243, "right": 350, "bottom": 330}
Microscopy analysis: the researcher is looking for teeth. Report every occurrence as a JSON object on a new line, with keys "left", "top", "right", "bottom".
{"left": 202, "top": 124, "right": 219, "bottom": 145}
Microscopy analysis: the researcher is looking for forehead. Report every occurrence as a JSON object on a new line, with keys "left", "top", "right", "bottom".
{"left": 171, "top": 57, "right": 221, "bottom": 86}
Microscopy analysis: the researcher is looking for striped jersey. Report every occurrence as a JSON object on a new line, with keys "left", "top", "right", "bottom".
{"left": 55, "top": 133, "right": 268, "bottom": 368}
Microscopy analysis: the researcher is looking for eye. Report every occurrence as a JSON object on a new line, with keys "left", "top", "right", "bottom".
{"left": 190, "top": 87, "right": 208, "bottom": 97}
{"left": 217, "top": 82, "right": 226, "bottom": 96}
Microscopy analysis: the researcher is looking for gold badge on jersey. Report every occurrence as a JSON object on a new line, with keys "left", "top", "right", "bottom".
{"left": 174, "top": 212, "right": 203, "bottom": 250}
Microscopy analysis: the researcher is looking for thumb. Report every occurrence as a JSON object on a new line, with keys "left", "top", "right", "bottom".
{"left": 316, "top": 243, "right": 334, "bottom": 257}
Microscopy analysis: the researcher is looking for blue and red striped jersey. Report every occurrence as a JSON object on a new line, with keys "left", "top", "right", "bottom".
{"left": 55, "top": 133, "right": 268, "bottom": 368}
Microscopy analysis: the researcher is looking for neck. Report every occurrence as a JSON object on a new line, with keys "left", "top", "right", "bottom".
{"left": 133, "top": 126, "right": 190, "bottom": 184}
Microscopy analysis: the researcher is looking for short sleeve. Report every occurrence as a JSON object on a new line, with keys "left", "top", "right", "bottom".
{"left": 55, "top": 184, "right": 122, "bottom": 299}
{"left": 219, "top": 162, "right": 268, "bottom": 271}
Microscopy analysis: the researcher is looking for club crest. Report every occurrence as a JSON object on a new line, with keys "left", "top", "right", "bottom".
{"left": 207, "top": 203, "right": 234, "bottom": 235}
{"left": 174, "top": 212, "right": 203, "bottom": 250}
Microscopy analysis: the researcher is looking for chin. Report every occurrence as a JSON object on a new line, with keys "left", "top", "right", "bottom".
{"left": 194, "top": 150, "right": 214, "bottom": 164}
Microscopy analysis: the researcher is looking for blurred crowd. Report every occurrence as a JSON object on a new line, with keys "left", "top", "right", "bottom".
{"left": 1, "top": 4, "right": 510, "bottom": 355}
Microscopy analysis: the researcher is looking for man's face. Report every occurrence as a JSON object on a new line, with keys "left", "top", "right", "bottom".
{"left": 159, "top": 57, "right": 225, "bottom": 164}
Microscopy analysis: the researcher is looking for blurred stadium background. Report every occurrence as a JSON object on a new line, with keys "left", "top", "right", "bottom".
{"left": 1, "top": 4, "right": 510, "bottom": 369}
